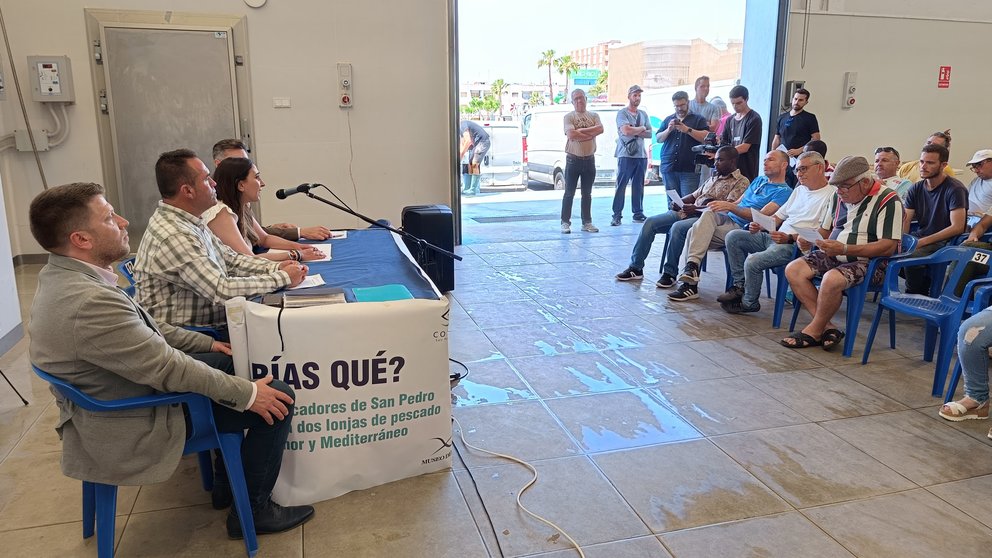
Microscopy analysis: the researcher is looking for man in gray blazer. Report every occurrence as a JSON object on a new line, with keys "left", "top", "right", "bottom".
{"left": 27, "top": 182, "right": 314, "bottom": 539}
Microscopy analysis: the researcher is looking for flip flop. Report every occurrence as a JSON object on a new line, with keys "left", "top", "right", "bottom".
{"left": 821, "top": 328, "right": 845, "bottom": 352}
{"left": 779, "top": 331, "right": 822, "bottom": 349}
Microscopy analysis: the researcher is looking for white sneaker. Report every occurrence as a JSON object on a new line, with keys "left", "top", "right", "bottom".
{"left": 561, "top": 222, "right": 571, "bottom": 234}
{"left": 581, "top": 223, "right": 599, "bottom": 233}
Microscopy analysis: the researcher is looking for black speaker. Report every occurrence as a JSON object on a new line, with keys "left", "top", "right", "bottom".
{"left": 401, "top": 204, "right": 454, "bottom": 293}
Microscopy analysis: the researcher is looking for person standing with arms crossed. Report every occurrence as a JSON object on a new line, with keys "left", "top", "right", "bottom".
{"left": 561, "top": 89, "right": 603, "bottom": 233}
{"left": 612, "top": 85, "right": 653, "bottom": 226}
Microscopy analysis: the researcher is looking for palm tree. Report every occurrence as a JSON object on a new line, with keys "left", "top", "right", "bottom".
{"left": 588, "top": 70, "right": 608, "bottom": 97}
{"left": 554, "top": 55, "right": 580, "bottom": 103}
{"left": 490, "top": 79, "right": 508, "bottom": 118}
{"left": 537, "top": 49, "right": 556, "bottom": 103}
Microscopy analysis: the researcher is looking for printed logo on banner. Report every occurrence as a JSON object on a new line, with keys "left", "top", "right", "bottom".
{"left": 423, "top": 436, "right": 453, "bottom": 465}
{"left": 434, "top": 308, "right": 450, "bottom": 342}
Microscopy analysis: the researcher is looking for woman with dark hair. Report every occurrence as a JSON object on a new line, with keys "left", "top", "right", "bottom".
{"left": 205, "top": 157, "right": 323, "bottom": 262}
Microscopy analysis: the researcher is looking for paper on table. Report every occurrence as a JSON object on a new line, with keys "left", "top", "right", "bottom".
{"left": 309, "top": 243, "right": 333, "bottom": 262}
{"left": 666, "top": 190, "right": 684, "bottom": 208}
{"left": 750, "top": 208, "right": 777, "bottom": 232}
{"left": 287, "top": 274, "right": 326, "bottom": 290}
{"left": 331, "top": 230, "right": 348, "bottom": 239}
{"left": 793, "top": 227, "right": 823, "bottom": 243}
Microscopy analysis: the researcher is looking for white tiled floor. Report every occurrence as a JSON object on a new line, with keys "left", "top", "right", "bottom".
{"left": 4, "top": 215, "right": 992, "bottom": 557}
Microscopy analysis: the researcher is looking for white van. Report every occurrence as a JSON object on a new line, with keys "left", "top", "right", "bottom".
{"left": 522, "top": 103, "right": 649, "bottom": 189}
{"left": 476, "top": 121, "right": 525, "bottom": 190}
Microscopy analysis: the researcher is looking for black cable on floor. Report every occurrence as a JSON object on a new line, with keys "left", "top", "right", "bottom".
{"left": 452, "top": 429, "right": 505, "bottom": 558}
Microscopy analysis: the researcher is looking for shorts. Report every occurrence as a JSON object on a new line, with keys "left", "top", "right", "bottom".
{"left": 800, "top": 250, "right": 888, "bottom": 288}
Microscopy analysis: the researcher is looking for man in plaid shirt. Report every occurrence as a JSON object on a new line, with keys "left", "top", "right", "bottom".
{"left": 135, "top": 148, "right": 308, "bottom": 330}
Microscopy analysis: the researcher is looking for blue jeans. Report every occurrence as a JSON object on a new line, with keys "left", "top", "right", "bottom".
{"left": 662, "top": 170, "right": 701, "bottom": 197}
{"left": 958, "top": 309, "right": 992, "bottom": 403}
{"left": 190, "top": 352, "right": 295, "bottom": 509}
{"left": 613, "top": 157, "right": 647, "bottom": 218}
{"left": 725, "top": 230, "right": 796, "bottom": 306}
{"left": 662, "top": 218, "right": 697, "bottom": 277}
{"left": 562, "top": 155, "right": 595, "bottom": 225}
{"left": 629, "top": 212, "right": 696, "bottom": 270}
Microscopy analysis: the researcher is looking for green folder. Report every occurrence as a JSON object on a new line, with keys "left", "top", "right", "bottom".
{"left": 352, "top": 284, "right": 414, "bottom": 302}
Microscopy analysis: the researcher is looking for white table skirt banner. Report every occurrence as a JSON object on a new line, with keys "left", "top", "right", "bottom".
{"left": 225, "top": 296, "right": 452, "bottom": 506}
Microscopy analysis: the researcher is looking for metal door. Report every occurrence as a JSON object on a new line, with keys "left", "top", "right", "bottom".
{"left": 101, "top": 25, "right": 239, "bottom": 241}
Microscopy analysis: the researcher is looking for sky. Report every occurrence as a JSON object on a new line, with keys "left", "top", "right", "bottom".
{"left": 457, "top": 0, "right": 746, "bottom": 85}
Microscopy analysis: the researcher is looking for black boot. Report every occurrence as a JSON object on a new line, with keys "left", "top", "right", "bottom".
{"left": 227, "top": 498, "right": 315, "bottom": 539}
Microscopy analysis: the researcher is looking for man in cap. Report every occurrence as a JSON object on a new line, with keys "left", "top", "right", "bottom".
{"left": 965, "top": 149, "right": 992, "bottom": 222}
{"left": 611, "top": 85, "right": 653, "bottom": 226}
{"left": 782, "top": 156, "right": 903, "bottom": 350}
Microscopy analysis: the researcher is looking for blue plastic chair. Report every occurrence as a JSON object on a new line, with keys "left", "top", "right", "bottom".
{"left": 116, "top": 257, "right": 135, "bottom": 286}
{"left": 32, "top": 365, "right": 258, "bottom": 558}
{"left": 787, "top": 234, "right": 918, "bottom": 357}
{"left": 767, "top": 245, "right": 801, "bottom": 329}
{"left": 862, "top": 246, "right": 992, "bottom": 396}
{"left": 942, "top": 279, "right": 992, "bottom": 402}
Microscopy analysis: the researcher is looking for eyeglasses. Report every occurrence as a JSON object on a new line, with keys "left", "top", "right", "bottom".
{"left": 795, "top": 162, "right": 822, "bottom": 173}
{"left": 874, "top": 147, "right": 898, "bottom": 155}
{"left": 969, "top": 159, "right": 991, "bottom": 170}
{"left": 836, "top": 179, "right": 863, "bottom": 190}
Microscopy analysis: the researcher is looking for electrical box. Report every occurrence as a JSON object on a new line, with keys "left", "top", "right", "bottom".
{"left": 782, "top": 80, "right": 805, "bottom": 112}
{"left": 842, "top": 71, "right": 857, "bottom": 110}
{"left": 28, "top": 55, "right": 75, "bottom": 103}
{"left": 338, "top": 63, "right": 352, "bottom": 108}
{"left": 14, "top": 129, "right": 50, "bottom": 151}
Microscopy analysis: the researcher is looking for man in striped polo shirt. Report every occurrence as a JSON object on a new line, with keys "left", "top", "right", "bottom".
{"left": 782, "top": 156, "right": 904, "bottom": 350}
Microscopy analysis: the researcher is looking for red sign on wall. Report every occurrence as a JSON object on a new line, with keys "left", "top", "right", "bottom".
{"left": 938, "top": 66, "right": 951, "bottom": 89}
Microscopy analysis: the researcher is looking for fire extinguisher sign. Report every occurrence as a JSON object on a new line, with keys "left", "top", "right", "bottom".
{"left": 938, "top": 66, "right": 951, "bottom": 89}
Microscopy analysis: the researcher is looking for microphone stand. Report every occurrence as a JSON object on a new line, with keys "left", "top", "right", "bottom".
{"left": 301, "top": 191, "right": 462, "bottom": 262}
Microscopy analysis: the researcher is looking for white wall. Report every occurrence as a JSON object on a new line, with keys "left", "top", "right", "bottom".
{"left": 782, "top": 1, "right": 992, "bottom": 176}
{"left": 0, "top": 0, "right": 453, "bottom": 257}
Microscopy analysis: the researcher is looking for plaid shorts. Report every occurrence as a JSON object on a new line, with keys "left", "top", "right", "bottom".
{"left": 800, "top": 250, "right": 888, "bottom": 288}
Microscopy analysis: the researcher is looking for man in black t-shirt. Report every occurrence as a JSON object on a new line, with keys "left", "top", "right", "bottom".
{"left": 719, "top": 85, "right": 762, "bottom": 182}
{"left": 772, "top": 88, "right": 820, "bottom": 158}
{"left": 902, "top": 143, "right": 968, "bottom": 294}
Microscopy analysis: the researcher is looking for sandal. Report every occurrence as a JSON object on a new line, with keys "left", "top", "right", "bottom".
{"left": 779, "top": 331, "right": 822, "bottom": 349}
{"left": 821, "top": 329, "right": 845, "bottom": 352}
{"left": 938, "top": 399, "right": 990, "bottom": 422}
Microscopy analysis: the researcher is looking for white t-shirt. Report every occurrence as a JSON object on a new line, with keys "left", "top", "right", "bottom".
{"left": 202, "top": 202, "right": 238, "bottom": 225}
{"left": 774, "top": 183, "right": 837, "bottom": 234}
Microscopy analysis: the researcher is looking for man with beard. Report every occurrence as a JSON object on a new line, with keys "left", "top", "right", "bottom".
{"left": 771, "top": 88, "right": 820, "bottom": 158}
{"left": 656, "top": 90, "right": 710, "bottom": 196}
{"left": 27, "top": 182, "right": 314, "bottom": 540}
{"left": 611, "top": 84, "right": 653, "bottom": 225}
{"left": 901, "top": 143, "right": 968, "bottom": 294}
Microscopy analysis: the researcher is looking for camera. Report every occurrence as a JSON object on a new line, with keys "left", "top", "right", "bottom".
{"left": 691, "top": 132, "right": 719, "bottom": 155}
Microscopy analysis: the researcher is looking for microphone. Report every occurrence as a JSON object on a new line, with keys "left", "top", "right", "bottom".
{"left": 275, "top": 183, "right": 322, "bottom": 199}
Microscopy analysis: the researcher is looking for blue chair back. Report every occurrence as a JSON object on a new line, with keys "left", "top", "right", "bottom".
{"left": 31, "top": 365, "right": 258, "bottom": 557}
{"left": 117, "top": 257, "right": 136, "bottom": 286}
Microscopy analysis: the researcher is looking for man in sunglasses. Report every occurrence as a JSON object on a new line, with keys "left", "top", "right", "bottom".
{"left": 966, "top": 149, "right": 992, "bottom": 224}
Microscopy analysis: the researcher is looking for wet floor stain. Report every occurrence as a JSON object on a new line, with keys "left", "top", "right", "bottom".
{"left": 563, "top": 391, "right": 700, "bottom": 452}
{"left": 453, "top": 379, "right": 534, "bottom": 407}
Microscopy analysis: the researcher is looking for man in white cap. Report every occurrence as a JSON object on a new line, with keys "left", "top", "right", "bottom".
{"left": 966, "top": 149, "right": 992, "bottom": 224}
{"left": 611, "top": 84, "right": 652, "bottom": 226}
{"left": 782, "top": 156, "right": 903, "bottom": 350}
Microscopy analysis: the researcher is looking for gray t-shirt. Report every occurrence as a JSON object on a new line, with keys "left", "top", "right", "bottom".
{"left": 690, "top": 99, "right": 721, "bottom": 128}
{"left": 459, "top": 120, "right": 490, "bottom": 148}
{"left": 614, "top": 108, "right": 652, "bottom": 159}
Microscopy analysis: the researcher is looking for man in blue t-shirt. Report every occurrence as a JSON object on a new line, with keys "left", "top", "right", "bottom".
{"left": 657, "top": 90, "right": 710, "bottom": 196}
{"left": 669, "top": 150, "right": 793, "bottom": 301}
{"left": 902, "top": 143, "right": 968, "bottom": 294}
